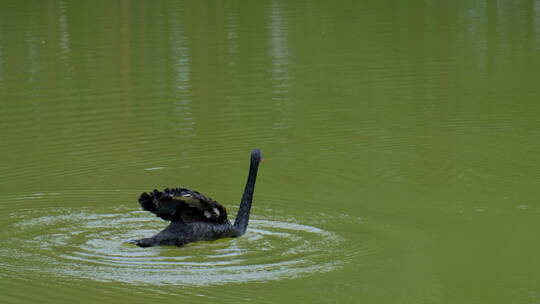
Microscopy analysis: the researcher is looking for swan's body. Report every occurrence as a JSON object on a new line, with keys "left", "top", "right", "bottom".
{"left": 129, "top": 149, "right": 262, "bottom": 247}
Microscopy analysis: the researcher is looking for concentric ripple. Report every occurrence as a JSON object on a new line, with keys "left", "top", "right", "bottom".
{"left": 1, "top": 204, "right": 346, "bottom": 285}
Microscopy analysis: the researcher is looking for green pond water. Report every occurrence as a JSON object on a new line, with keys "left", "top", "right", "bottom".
{"left": 1, "top": 1, "right": 540, "bottom": 303}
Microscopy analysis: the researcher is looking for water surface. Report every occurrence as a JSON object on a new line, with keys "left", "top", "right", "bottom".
{"left": 1, "top": 1, "right": 540, "bottom": 303}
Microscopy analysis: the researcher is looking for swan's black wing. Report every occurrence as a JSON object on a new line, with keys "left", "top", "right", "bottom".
{"left": 138, "top": 188, "right": 228, "bottom": 224}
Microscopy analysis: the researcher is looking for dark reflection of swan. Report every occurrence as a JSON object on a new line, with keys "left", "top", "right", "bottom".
{"left": 129, "top": 149, "right": 263, "bottom": 247}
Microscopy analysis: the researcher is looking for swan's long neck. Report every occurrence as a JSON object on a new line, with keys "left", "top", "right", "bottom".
{"left": 233, "top": 151, "right": 261, "bottom": 236}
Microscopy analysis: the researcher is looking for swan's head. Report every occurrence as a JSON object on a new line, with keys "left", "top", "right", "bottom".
{"left": 251, "top": 149, "right": 263, "bottom": 164}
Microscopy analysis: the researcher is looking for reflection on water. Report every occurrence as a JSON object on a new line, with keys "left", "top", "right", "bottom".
{"left": 0, "top": 44, "right": 3, "bottom": 84}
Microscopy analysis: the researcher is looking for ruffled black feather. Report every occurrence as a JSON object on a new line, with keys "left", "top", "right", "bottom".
{"left": 138, "top": 188, "right": 228, "bottom": 224}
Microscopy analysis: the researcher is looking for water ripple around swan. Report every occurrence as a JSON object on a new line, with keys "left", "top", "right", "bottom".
{"left": 1, "top": 202, "right": 348, "bottom": 286}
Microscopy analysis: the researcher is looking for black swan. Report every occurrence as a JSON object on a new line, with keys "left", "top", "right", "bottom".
{"left": 129, "top": 149, "right": 262, "bottom": 247}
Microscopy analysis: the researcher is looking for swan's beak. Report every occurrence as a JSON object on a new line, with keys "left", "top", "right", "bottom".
{"left": 261, "top": 157, "right": 265, "bottom": 162}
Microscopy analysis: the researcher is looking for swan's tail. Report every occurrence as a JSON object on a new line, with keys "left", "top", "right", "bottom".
{"left": 139, "top": 192, "right": 157, "bottom": 213}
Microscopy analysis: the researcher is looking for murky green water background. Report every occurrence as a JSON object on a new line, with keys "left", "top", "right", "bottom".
{"left": 1, "top": 1, "right": 540, "bottom": 303}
